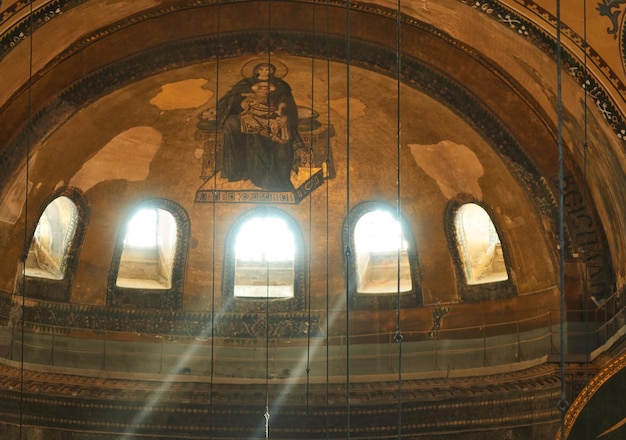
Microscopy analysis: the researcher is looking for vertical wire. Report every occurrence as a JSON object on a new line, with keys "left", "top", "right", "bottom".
{"left": 305, "top": 4, "right": 317, "bottom": 439}
{"left": 582, "top": 0, "right": 588, "bottom": 205}
{"left": 579, "top": 14, "right": 591, "bottom": 440}
{"left": 555, "top": 0, "right": 569, "bottom": 437}
{"left": 344, "top": 1, "right": 352, "bottom": 439}
{"left": 581, "top": 0, "right": 590, "bottom": 376}
{"left": 324, "top": 1, "right": 331, "bottom": 438}
{"left": 394, "top": 1, "right": 403, "bottom": 439}
{"left": 209, "top": 1, "right": 222, "bottom": 438}
{"left": 264, "top": 2, "right": 272, "bottom": 437}
{"left": 582, "top": 0, "right": 588, "bottom": 208}
{"left": 264, "top": 226, "right": 271, "bottom": 440}
{"left": 20, "top": 2, "right": 35, "bottom": 438}
{"left": 264, "top": 236, "right": 271, "bottom": 440}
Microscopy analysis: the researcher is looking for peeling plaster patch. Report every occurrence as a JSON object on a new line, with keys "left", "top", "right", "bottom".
{"left": 69, "top": 126, "right": 162, "bottom": 192}
{"left": 0, "top": 152, "right": 38, "bottom": 224}
{"left": 502, "top": 215, "right": 526, "bottom": 228}
{"left": 329, "top": 97, "right": 366, "bottom": 120}
{"left": 409, "top": 140, "right": 483, "bottom": 199}
{"left": 0, "top": 178, "right": 33, "bottom": 224}
{"left": 149, "top": 79, "right": 213, "bottom": 110}
{"left": 194, "top": 148, "right": 204, "bottom": 160}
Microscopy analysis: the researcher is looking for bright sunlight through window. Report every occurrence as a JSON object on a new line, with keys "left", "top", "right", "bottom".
{"left": 116, "top": 208, "right": 177, "bottom": 289}
{"left": 354, "top": 210, "right": 412, "bottom": 294}
{"left": 455, "top": 203, "right": 508, "bottom": 285}
{"left": 124, "top": 208, "right": 158, "bottom": 247}
{"left": 25, "top": 196, "right": 78, "bottom": 280}
{"left": 234, "top": 216, "right": 295, "bottom": 298}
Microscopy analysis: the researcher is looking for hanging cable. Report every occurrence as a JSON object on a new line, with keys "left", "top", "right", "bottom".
{"left": 394, "top": 1, "right": 404, "bottom": 439}
{"left": 208, "top": 1, "right": 222, "bottom": 438}
{"left": 344, "top": 1, "right": 352, "bottom": 439}
{"left": 555, "top": 0, "right": 570, "bottom": 437}
{"left": 264, "top": 211, "right": 271, "bottom": 440}
{"left": 581, "top": 2, "right": 592, "bottom": 438}
{"left": 263, "top": 244, "right": 271, "bottom": 440}
{"left": 264, "top": 270, "right": 271, "bottom": 440}
{"left": 582, "top": 0, "right": 589, "bottom": 200}
{"left": 263, "top": 3, "right": 273, "bottom": 437}
{"left": 578, "top": 11, "right": 592, "bottom": 437}
{"left": 581, "top": 0, "right": 590, "bottom": 375}
{"left": 305, "top": 3, "right": 317, "bottom": 439}
{"left": 19, "top": 2, "right": 35, "bottom": 439}
{"left": 324, "top": 2, "right": 332, "bottom": 438}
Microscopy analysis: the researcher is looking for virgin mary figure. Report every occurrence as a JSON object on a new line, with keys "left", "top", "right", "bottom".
{"left": 215, "top": 61, "right": 305, "bottom": 191}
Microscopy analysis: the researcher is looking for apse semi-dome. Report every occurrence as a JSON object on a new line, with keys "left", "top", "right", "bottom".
{"left": 0, "top": 1, "right": 624, "bottom": 439}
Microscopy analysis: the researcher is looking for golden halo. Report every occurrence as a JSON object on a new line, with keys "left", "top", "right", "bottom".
{"left": 241, "top": 58, "right": 288, "bottom": 79}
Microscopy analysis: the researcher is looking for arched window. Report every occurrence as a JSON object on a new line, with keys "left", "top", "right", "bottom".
{"left": 25, "top": 196, "right": 78, "bottom": 280}
{"left": 344, "top": 203, "right": 421, "bottom": 308}
{"left": 454, "top": 203, "right": 508, "bottom": 285}
{"left": 108, "top": 200, "right": 189, "bottom": 310}
{"left": 116, "top": 208, "right": 177, "bottom": 289}
{"left": 223, "top": 209, "right": 304, "bottom": 312}
{"left": 22, "top": 188, "right": 89, "bottom": 302}
{"left": 353, "top": 209, "right": 412, "bottom": 294}
{"left": 234, "top": 216, "right": 295, "bottom": 299}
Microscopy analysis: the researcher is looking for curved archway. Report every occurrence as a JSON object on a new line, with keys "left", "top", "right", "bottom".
{"left": 222, "top": 207, "right": 306, "bottom": 313}
{"left": 107, "top": 199, "right": 190, "bottom": 310}
{"left": 21, "top": 186, "right": 89, "bottom": 302}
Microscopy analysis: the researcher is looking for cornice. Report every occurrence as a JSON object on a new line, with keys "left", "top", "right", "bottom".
{"left": 0, "top": 290, "right": 319, "bottom": 338}
{"left": 0, "top": 360, "right": 562, "bottom": 437}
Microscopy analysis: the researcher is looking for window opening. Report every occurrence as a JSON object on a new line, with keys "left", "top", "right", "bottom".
{"left": 455, "top": 203, "right": 508, "bottom": 284}
{"left": 234, "top": 216, "right": 295, "bottom": 299}
{"left": 25, "top": 196, "right": 78, "bottom": 280}
{"left": 116, "top": 208, "right": 177, "bottom": 289}
{"left": 354, "top": 210, "right": 412, "bottom": 294}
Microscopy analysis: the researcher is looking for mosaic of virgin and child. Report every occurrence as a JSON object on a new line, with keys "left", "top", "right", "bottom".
{"left": 199, "top": 61, "right": 310, "bottom": 191}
